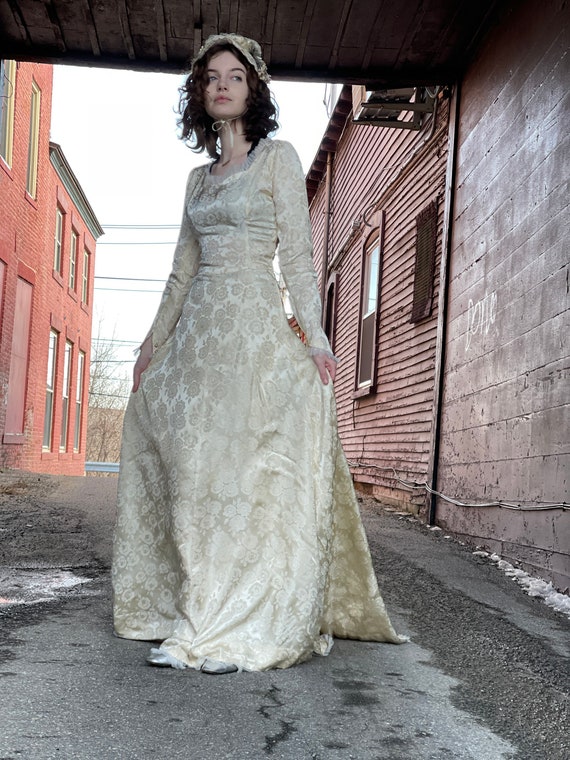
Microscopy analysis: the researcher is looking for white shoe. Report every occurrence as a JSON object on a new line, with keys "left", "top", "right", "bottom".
{"left": 146, "top": 648, "right": 187, "bottom": 669}
{"left": 201, "top": 658, "right": 238, "bottom": 675}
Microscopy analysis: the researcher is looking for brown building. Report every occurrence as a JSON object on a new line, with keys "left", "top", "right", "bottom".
{"left": 0, "top": 60, "right": 103, "bottom": 475}
{"left": 307, "top": 0, "right": 569, "bottom": 590}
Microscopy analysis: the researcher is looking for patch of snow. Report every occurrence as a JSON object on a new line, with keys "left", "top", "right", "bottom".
{"left": 0, "top": 569, "right": 93, "bottom": 607}
{"left": 471, "top": 551, "right": 570, "bottom": 619}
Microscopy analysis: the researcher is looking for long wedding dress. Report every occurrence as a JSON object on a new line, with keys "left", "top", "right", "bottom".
{"left": 112, "top": 138, "right": 405, "bottom": 670}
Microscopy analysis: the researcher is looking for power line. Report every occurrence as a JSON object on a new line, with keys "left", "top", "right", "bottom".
{"left": 97, "top": 241, "right": 177, "bottom": 245}
{"left": 94, "top": 286, "right": 163, "bottom": 293}
{"left": 102, "top": 224, "right": 179, "bottom": 229}
{"left": 95, "top": 276, "right": 166, "bottom": 282}
{"left": 90, "top": 359, "right": 135, "bottom": 364}
{"left": 92, "top": 338, "right": 139, "bottom": 344}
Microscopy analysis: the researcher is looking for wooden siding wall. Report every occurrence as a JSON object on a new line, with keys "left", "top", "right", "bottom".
{"left": 309, "top": 95, "right": 450, "bottom": 510}
{"left": 310, "top": 185, "right": 327, "bottom": 277}
{"left": 436, "top": 0, "right": 569, "bottom": 588}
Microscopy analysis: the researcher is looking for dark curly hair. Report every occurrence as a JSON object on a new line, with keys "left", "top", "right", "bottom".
{"left": 178, "top": 42, "right": 279, "bottom": 159}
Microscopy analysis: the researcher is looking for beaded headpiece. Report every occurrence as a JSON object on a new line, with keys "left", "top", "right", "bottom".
{"left": 191, "top": 33, "right": 271, "bottom": 83}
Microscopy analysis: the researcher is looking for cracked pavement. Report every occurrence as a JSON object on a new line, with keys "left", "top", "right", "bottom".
{"left": 0, "top": 470, "right": 568, "bottom": 759}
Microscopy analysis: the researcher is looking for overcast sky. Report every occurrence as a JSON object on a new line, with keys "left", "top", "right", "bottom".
{"left": 50, "top": 66, "right": 335, "bottom": 378}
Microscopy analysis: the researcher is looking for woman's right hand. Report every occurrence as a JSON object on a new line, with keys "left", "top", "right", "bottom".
{"left": 132, "top": 335, "right": 154, "bottom": 393}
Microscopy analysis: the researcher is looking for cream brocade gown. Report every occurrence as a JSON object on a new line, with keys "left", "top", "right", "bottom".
{"left": 112, "top": 138, "right": 404, "bottom": 671}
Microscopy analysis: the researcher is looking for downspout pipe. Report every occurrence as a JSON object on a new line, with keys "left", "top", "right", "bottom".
{"left": 320, "top": 151, "right": 334, "bottom": 318}
{"left": 428, "top": 82, "right": 461, "bottom": 526}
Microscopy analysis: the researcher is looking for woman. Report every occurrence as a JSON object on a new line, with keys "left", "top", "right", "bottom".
{"left": 112, "top": 33, "right": 405, "bottom": 675}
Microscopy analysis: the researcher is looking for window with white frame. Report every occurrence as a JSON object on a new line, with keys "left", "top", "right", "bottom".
{"left": 54, "top": 208, "right": 63, "bottom": 274}
{"left": 69, "top": 230, "right": 78, "bottom": 290}
{"left": 43, "top": 329, "right": 58, "bottom": 450}
{"left": 356, "top": 228, "right": 382, "bottom": 391}
{"left": 60, "top": 340, "right": 72, "bottom": 451}
{"left": 81, "top": 248, "right": 90, "bottom": 304}
{"left": 26, "top": 80, "right": 41, "bottom": 197}
{"left": 0, "top": 60, "right": 16, "bottom": 166}
{"left": 74, "top": 350, "right": 85, "bottom": 452}
{"left": 323, "top": 272, "right": 339, "bottom": 352}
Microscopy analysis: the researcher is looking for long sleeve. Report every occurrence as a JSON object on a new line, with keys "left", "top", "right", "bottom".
{"left": 146, "top": 168, "right": 202, "bottom": 352}
{"left": 272, "top": 141, "right": 333, "bottom": 355}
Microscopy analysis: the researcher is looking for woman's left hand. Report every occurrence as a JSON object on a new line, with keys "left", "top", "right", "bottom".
{"left": 311, "top": 352, "right": 337, "bottom": 385}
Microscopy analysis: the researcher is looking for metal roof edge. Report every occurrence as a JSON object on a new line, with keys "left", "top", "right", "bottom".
{"left": 306, "top": 85, "right": 353, "bottom": 206}
{"left": 49, "top": 142, "right": 104, "bottom": 239}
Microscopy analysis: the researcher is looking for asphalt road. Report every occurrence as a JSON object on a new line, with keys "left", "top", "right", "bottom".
{"left": 0, "top": 470, "right": 568, "bottom": 760}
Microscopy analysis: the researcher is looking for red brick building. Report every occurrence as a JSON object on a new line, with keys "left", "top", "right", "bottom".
{"left": 0, "top": 60, "right": 102, "bottom": 475}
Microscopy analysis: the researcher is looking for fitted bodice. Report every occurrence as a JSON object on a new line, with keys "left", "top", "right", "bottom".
{"left": 146, "top": 138, "right": 332, "bottom": 355}
{"left": 188, "top": 150, "right": 278, "bottom": 277}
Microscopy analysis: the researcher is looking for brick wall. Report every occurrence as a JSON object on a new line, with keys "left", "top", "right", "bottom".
{"left": 0, "top": 61, "right": 97, "bottom": 475}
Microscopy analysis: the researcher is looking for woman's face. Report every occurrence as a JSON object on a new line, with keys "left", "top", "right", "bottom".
{"left": 204, "top": 50, "right": 249, "bottom": 121}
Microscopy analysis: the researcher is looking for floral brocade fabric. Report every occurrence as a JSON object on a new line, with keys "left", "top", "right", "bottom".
{"left": 112, "top": 139, "right": 404, "bottom": 671}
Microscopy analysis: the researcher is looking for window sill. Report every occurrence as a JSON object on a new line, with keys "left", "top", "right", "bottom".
{"left": 24, "top": 192, "right": 38, "bottom": 210}
{"left": 0, "top": 158, "right": 13, "bottom": 179}
{"left": 2, "top": 433, "right": 24, "bottom": 444}
{"left": 352, "top": 384, "right": 375, "bottom": 400}
{"left": 52, "top": 270, "right": 64, "bottom": 287}
{"left": 67, "top": 287, "right": 78, "bottom": 302}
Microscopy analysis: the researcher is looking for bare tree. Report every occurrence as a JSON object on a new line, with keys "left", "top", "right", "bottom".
{"left": 87, "top": 321, "right": 131, "bottom": 463}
